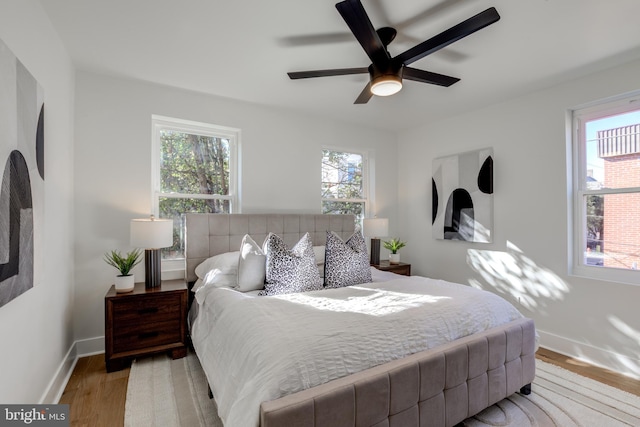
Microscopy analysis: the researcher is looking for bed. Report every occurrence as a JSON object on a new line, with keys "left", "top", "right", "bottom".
{"left": 185, "top": 213, "right": 536, "bottom": 427}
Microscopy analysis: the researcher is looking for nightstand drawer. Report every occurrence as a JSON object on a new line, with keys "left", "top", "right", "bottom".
{"left": 113, "top": 320, "right": 182, "bottom": 353}
{"left": 112, "top": 293, "right": 182, "bottom": 323}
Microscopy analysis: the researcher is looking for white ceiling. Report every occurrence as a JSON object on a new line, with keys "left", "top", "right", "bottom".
{"left": 39, "top": 0, "right": 640, "bottom": 132}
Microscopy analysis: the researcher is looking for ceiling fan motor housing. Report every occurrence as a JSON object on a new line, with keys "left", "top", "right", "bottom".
{"left": 369, "top": 63, "right": 403, "bottom": 96}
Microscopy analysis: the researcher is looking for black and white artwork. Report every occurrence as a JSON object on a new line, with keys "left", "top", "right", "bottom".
{"left": 0, "top": 38, "right": 45, "bottom": 307}
{"left": 432, "top": 148, "right": 493, "bottom": 243}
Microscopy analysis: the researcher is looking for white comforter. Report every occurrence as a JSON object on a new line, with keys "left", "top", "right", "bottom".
{"left": 191, "top": 273, "right": 525, "bottom": 427}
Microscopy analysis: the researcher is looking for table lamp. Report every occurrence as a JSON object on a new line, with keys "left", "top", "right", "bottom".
{"left": 363, "top": 218, "right": 389, "bottom": 265}
{"left": 130, "top": 215, "right": 173, "bottom": 289}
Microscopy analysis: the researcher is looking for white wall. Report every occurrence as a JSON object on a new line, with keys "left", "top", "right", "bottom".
{"left": 73, "top": 71, "right": 398, "bottom": 344}
{"left": 0, "top": 1, "right": 75, "bottom": 403}
{"left": 398, "top": 58, "right": 640, "bottom": 378}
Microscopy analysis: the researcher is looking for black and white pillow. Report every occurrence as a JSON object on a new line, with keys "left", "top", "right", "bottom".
{"left": 260, "top": 232, "right": 323, "bottom": 296}
{"left": 324, "top": 230, "right": 372, "bottom": 288}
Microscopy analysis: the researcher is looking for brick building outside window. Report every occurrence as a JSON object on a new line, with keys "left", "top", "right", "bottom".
{"left": 597, "top": 124, "right": 640, "bottom": 270}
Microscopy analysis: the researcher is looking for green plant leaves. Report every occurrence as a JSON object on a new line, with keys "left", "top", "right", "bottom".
{"left": 383, "top": 238, "right": 406, "bottom": 254}
{"left": 104, "top": 249, "right": 143, "bottom": 276}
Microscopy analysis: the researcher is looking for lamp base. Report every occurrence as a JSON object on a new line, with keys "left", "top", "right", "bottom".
{"left": 144, "top": 248, "right": 162, "bottom": 289}
{"left": 370, "top": 238, "right": 381, "bottom": 265}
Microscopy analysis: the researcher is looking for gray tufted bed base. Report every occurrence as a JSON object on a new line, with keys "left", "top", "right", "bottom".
{"left": 260, "top": 317, "right": 535, "bottom": 427}
{"left": 184, "top": 214, "right": 536, "bottom": 427}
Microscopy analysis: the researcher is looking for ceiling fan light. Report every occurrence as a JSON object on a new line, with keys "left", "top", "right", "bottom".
{"left": 371, "top": 76, "right": 402, "bottom": 97}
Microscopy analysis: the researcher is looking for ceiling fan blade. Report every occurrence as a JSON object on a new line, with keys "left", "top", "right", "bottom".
{"left": 288, "top": 68, "right": 368, "bottom": 79}
{"left": 335, "top": 0, "right": 390, "bottom": 66}
{"left": 395, "top": 7, "right": 500, "bottom": 66}
{"left": 354, "top": 82, "right": 373, "bottom": 104}
{"left": 403, "top": 67, "right": 460, "bottom": 87}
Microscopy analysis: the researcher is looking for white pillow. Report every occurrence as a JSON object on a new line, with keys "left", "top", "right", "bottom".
{"left": 193, "top": 251, "right": 240, "bottom": 292}
{"left": 313, "top": 245, "right": 325, "bottom": 264}
{"left": 313, "top": 245, "right": 325, "bottom": 278}
{"left": 238, "top": 235, "right": 266, "bottom": 292}
{"left": 194, "top": 251, "right": 240, "bottom": 278}
{"left": 201, "top": 265, "right": 238, "bottom": 289}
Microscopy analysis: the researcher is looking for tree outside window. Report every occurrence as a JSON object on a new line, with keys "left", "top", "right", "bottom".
{"left": 321, "top": 149, "right": 367, "bottom": 225}
{"left": 153, "top": 116, "right": 238, "bottom": 259}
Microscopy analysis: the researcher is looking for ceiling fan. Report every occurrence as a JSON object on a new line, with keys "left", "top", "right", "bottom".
{"left": 287, "top": 0, "right": 500, "bottom": 104}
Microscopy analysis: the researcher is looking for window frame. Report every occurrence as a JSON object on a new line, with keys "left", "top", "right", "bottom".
{"left": 152, "top": 115, "right": 240, "bottom": 266}
{"left": 320, "top": 147, "right": 370, "bottom": 225}
{"left": 570, "top": 91, "right": 640, "bottom": 285}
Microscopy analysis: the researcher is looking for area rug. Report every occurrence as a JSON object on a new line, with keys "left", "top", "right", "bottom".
{"left": 125, "top": 351, "right": 640, "bottom": 427}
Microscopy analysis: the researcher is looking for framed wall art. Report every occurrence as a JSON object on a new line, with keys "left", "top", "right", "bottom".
{"left": 0, "top": 38, "right": 45, "bottom": 307}
{"left": 432, "top": 148, "right": 492, "bottom": 243}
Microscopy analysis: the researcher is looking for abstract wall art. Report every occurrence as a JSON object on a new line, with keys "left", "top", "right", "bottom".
{"left": 0, "top": 38, "right": 45, "bottom": 308}
{"left": 432, "top": 148, "right": 493, "bottom": 243}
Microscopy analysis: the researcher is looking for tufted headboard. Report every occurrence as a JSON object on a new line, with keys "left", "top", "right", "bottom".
{"left": 184, "top": 213, "right": 356, "bottom": 283}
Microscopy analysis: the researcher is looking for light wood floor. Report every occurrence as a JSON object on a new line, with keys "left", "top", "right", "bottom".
{"left": 59, "top": 355, "right": 130, "bottom": 427}
{"left": 59, "top": 348, "right": 639, "bottom": 427}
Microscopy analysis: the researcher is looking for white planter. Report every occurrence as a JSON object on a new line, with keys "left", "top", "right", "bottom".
{"left": 114, "top": 275, "right": 135, "bottom": 293}
{"left": 389, "top": 253, "right": 400, "bottom": 264}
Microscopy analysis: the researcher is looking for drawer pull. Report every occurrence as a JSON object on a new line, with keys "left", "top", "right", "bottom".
{"left": 139, "top": 331, "right": 159, "bottom": 340}
{"left": 138, "top": 307, "right": 159, "bottom": 315}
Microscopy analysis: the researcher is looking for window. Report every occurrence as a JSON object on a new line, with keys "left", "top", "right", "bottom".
{"left": 321, "top": 149, "right": 368, "bottom": 225}
{"left": 571, "top": 92, "right": 640, "bottom": 284}
{"left": 153, "top": 116, "right": 239, "bottom": 260}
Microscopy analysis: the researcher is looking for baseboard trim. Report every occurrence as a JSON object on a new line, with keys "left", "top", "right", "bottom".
{"left": 75, "top": 336, "right": 105, "bottom": 357}
{"left": 41, "top": 336, "right": 105, "bottom": 404}
{"left": 538, "top": 328, "right": 640, "bottom": 380}
{"left": 39, "top": 342, "right": 78, "bottom": 404}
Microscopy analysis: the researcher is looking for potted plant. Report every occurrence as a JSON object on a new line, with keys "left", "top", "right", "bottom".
{"left": 383, "top": 238, "right": 406, "bottom": 264}
{"left": 104, "top": 249, "right": 142, "bottom": 293}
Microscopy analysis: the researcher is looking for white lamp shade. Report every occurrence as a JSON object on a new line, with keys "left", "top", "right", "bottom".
{"left": 363, "top": 218, "right": 389, "bottom": 237}
{"left": 130, "top": 218, "right": 174, "bottom": 249}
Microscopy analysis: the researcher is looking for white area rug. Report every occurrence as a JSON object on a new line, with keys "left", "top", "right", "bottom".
{"left": 125, "top": 352, "right": 640, "bottom": 427}
{"left": 463, "top": 361, "right": 640, "bottom": 426}
{"left": 125, "top": 352, "right": 221, "bottom": 427}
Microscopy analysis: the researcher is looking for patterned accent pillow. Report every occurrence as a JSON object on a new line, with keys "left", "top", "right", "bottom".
{"left": 260, "top": 232, "right": 323, "bottom": 296}
{"left": 324, "top": 230, "right": 372, "bottom": 288}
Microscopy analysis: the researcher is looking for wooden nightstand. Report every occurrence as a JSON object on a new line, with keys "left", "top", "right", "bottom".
{"left": 371, "top": 261, "right": 411, "bottom": 276}
{"left": 104, "top": 279, "right": 188, "bottom": 372}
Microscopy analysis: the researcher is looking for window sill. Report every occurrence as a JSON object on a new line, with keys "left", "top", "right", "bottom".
{"left": 571, "top": 264, "right": 640, "bottom": 286}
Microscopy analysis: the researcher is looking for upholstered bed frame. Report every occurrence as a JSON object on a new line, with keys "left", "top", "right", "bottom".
{"left": 185, "top": 213, "right": 536, "bottom": 427}
{"left": 185, "top": 213, "right": 356, "bottom": 283}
